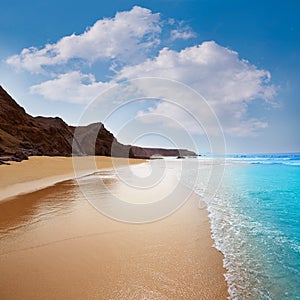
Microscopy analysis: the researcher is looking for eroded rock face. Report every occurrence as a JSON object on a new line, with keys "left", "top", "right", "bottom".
{"left": 129, "top": 146, "right": 196, "bottom": 159}
{"left": 0, "top": 86, "right": 197, "bottom": 161}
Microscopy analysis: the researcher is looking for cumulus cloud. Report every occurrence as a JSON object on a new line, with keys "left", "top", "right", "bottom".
{"left": 6, "top": 6, "right": 161, "bottom": 73}
{"left": 29, "top": 40, "right": 277, "bottom": 136}
{"left": 137, "top": 101, "right": 206, "bottom": 135}
{"left": 30, "top": 71, "right": 114, "bottom": 103}
{"left": 7, "top": 6, "right": 278, "bottom": 137}
{"left": 116, "top": 41, "right": 277, "bottom": 136}
{"left": 117, "top": 41, "right": 276, "bottom": 103}
{"left": 170, "top": 28, "right": 196, "bottom": 41}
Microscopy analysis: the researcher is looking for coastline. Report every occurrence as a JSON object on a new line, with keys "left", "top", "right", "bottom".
{"left": 0, "top": 156, "right": 146, "bottom": 202}
{"left": 0, "top": 156, "right": 228, "bottom": 299}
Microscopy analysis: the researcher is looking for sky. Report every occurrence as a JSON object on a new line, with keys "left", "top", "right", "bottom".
{"left": 0, "top": 0, "right": 299, "bottom": 154}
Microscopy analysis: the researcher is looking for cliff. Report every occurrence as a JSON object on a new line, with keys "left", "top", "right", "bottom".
{"left": 0, "top": 86, "right": 196, "bottom": 162}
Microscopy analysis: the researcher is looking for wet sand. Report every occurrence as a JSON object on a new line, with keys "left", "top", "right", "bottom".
{"left": 0, "top": 156, "right": 144, "bottom": 201}
{"left": 0, "top": 157, "right": 228, "bottom": 299}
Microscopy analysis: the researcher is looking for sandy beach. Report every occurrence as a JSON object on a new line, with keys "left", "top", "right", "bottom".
{"left": 0, "top": 156, "right": 228, "bottom": 299}
{"left": 0, "top": 156, "right": 144, "bottom": 202}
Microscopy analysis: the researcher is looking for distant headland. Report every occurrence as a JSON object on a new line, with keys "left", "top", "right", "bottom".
{"left": 0, "top": 86, "right": 196, "bottom": 164}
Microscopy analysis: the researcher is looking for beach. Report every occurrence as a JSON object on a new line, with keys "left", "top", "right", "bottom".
{"left": 0, "top": 156, "right": 145, "bottom": 202}
{"left": 0, "top": 156, "right": 228, "bottom": 299}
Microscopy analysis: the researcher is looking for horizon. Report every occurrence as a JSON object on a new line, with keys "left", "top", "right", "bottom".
{"left": 2, "top": 82, "right": 299, "bottom": 156}
{"left": 1, "top": 1, "right": 299, "bottom": 154}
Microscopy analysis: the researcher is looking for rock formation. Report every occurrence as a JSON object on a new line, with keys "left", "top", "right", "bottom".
{"left": 0, "top": 86, "right": 196, "bottom": 163}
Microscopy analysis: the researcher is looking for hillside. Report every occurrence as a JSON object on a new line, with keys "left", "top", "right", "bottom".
{"left": 0, "top": 86, "right": 196, "bottom": 163}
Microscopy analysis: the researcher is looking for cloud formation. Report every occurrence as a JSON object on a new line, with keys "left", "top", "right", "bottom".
{"left": 115, "top": 41, "right": 276, "bottom": 136}
{"left": 117, "top": 41, "right": 276, "bottom": 103}
{"left": 6, "top": 6, "right": 277, "bottom": 137}
{"left": 170, "top": 29, "right": 196, "bottom": 41}
{"left": 170, "top": 26, "right": 196, "bottom": 41}
{"left": 6, "top": 6, "right": 161, "bottom": 73}
{"left": 30, "top": 71, "right": 113, "bottom": 103}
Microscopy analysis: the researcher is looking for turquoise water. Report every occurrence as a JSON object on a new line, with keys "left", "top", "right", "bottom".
{"left": 191, "top": 154, "right": 300, "bottom": 299}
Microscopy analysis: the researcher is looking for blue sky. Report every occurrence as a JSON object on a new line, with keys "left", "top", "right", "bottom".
{"left": 0, "top": 0, "right": 299, "bottom": 153}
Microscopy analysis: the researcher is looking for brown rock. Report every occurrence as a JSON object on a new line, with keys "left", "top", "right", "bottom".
{"left": 0, "top": 85, "right": 197, "bottom": 162}
{"left": 13, "top": 151, "right": 28, "bottom": 161}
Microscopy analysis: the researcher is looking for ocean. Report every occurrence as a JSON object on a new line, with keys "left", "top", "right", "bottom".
{"left": 189, "top": 153, "right": 300, "bottom": 299}
{"left": 97, "top": 153, "right": 300, "bottom": 299}
{"left": 1, "top": 154, "right": 299, "bottom": 299}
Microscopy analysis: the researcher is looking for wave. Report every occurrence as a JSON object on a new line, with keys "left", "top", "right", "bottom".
{"left": 224, "top": 153, "right": 300, "bottom": 167}
{"left": 250, "top": 161, "right": 300, "bottom": 166}
{"left": 185, "top": 159, "right": 300, "bottom": 299}
{"left": 202, "top": 189, "right": 300, "bottom": 299}
{"left": 227, "top": 152, "right": 300, "bottom": 159}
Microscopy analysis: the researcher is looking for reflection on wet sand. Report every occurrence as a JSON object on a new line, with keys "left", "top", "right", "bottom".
{"left": 0, "top": 181, "right": 78, "bottom": 238}
{"left": 0, "top": 165, "right": 228, "bottom": 300}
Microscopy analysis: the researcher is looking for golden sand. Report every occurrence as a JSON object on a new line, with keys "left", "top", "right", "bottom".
{"left": 0, "top": 156, "right": 228, "bottom": 299}
{"left": 0, "top": 156, "right": 144, "bottom": 201}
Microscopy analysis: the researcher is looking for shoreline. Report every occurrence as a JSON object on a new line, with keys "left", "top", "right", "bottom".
{"left": 0, "top": 156, "right": 228, "bottom": 299}
{"left": 0, "top": 156, "right": 146, "bottom": 202}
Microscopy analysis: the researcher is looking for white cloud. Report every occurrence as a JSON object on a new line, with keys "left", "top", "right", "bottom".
{"left": 136, "top": 100, "right": 268, "bottom": 137}
{"left": 30, "top": 71, "right": 114, "bottom": 103}
{"left": 226, "top": 119, "right": 268, "bottom": 137}
{"left": 29, "top": 40, "right": 277, "bottom": 136}
{"left": 137, "top": 101, "right": 206, "bottom": 134}
{"left": 116, "top": 41, "right": 277, "bottom": 136}
{"left": 170, "top": 28, "right": 196, "bottom": 41}
{"left": 7, "top": 6, "right": 278, "bottom": 138}
{"left": 6, "top": 6, "right": 161, "bottom": 73}
{"left": 117, "top": 41, "right": 276, "bottom": 103}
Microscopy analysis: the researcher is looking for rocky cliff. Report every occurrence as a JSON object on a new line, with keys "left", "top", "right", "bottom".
{"left": 0, "top": 86, "right": 196, "bottom": 163}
